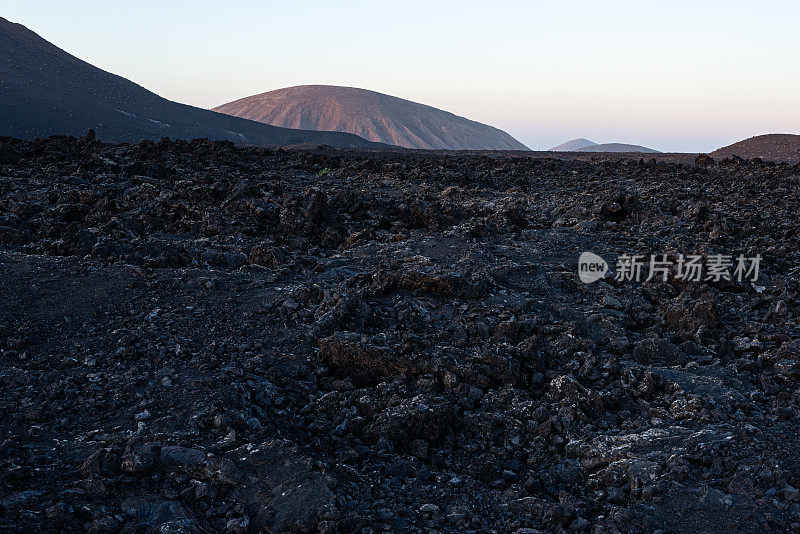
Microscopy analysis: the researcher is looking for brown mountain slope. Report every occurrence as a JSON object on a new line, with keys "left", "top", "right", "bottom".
{"left": 213, "top": 85, "right": 529, "bottom": 150}
{"left": 710, "top": 134, "right": 800, "bottom": 163}
{"left": 0, "top": 18, "right": 377, "bottom": 148}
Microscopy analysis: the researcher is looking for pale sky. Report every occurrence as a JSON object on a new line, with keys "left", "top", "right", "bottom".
{"left": 3, "top": 0, "right": 799, "bottom": 152}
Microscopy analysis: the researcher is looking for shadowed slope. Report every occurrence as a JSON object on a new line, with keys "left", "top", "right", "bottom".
{"left": 0, "top": 18, "right": 377, "bottom": 147}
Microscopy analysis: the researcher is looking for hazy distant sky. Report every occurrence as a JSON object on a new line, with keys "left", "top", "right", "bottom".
{"left": 3, "top": 0, "right": 799, "bottom": 151}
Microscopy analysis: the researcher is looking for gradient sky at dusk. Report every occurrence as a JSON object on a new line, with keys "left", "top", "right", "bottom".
{"left": 3, "top": 0, "right": 798, "bottom": 151}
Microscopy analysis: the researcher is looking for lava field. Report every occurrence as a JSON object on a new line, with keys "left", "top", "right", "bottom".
{"left": 1, "top": 135, "right": 800, "bottom": 533}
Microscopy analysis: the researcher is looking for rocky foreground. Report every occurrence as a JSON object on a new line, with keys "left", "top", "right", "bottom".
{"left": 1, "top": 136, "right": 799, "bottom": 533}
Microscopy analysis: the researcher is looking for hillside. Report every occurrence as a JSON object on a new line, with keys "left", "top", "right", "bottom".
{"left": 549, "top": 138, "right": 597, "bottom": 151}
{"left": 549, "top": 139, "right": 659, "bottom": 153}
{"left": 213, "top": 85, "right": 529, "bottom": 150}
{"left": 0, "top": 18, "right": 376, "bottom": 147}
{"left": 710, "top": 134, "right": 800, "bottom": 162}
{"left": 575, "top": 143, "right": 659, "bottom": 153}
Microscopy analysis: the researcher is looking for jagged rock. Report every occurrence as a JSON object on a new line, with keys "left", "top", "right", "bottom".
{"left": 695, "top": 154, "right": 715, "bottom": 166}
{"left": 633, "top": 338, "right": 688, "bottom": 366}
{"left": 121, "top": 441, "right": 161, "bottom": 474}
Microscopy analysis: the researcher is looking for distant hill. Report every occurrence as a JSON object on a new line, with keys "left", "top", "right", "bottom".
{"left": 710, "top": 134, "right": 800, "bottom": 163}
{"left": 549, "top": 139, "right": 659, "bottom": 153}
{"left": 0, "top": 18, "right": 376, "bottom": 147}
{"left": 549, "top": 138, "right": 597, "bottom": 151}
{"left": 575, "top": 143, "right": 659, "bottom": 153}
{"left": 213, "top": 85, "right": 529, "bottom": 151}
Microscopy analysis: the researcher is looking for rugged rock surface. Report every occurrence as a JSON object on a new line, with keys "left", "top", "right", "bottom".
{"left": 1, "top": 135, "right": 800, "bottom": 532}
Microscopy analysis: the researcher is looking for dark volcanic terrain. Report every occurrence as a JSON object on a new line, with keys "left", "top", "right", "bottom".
{"left": 1, "top": 136, "right": 800, "bottom": 533}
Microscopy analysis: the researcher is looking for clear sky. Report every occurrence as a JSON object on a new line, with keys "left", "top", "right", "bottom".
{"left": 3, "top": 0, "right": 799, "bottom": 152}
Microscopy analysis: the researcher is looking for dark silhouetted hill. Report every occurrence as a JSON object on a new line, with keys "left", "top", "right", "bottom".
{"left": 0, "top": 18, "right": 376, "bottom": 147}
